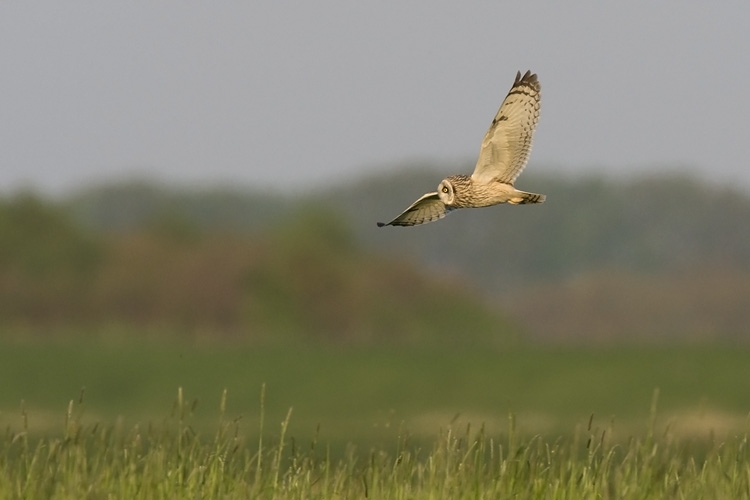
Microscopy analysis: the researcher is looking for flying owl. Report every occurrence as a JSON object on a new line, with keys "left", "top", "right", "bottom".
{"left": 377, "top": 70, "right": 545, "bottom": 227}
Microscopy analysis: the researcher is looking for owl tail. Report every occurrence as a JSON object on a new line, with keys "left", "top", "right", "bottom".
{"left": 508, "top": 190, "right": 546, "bottom": 205}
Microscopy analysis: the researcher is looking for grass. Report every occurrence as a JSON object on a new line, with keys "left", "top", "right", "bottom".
{"left": 0, "top": 388, "right": 749, "bottom": 499}
{"left": 1, "top": 337, "right": 749, "bottom": 439}
{"left": 1, "top": 335, "right": 750, "bottom": 497}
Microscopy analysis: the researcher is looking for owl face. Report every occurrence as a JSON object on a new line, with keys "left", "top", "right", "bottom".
{"left": 437, "top": 179, "right": 456, "bottom": 205}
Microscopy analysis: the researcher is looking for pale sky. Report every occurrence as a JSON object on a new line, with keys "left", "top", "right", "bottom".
{"left": 2, "top": 2, "right": 749, "bottom": 194}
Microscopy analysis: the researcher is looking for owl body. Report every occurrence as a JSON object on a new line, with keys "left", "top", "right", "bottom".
{"left": 378, "top": 70, "right": 545, "bottom": 228}
{"left": 439, "top": 175, "right": 541, "bottom": 209}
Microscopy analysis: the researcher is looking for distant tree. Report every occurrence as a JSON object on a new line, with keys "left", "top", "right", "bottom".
{"left": 0, "top": 194, "right": 102, "bottom": 324}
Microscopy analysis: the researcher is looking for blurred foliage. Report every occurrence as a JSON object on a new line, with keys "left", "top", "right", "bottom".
{"left": 0, "top": 193, "right": 514, "bottom": 346}
{"left": 67, "top": 170, "right": 750, "bottom": 292}
{"left": 0, "top": 194, "right": 102, "bottom": 324}
{"left": 507, "top": 266, "right": 750, "bottom": 342}
{"left": 0, "top": 193, "right": 101, "bottom": 276}
{"left": 13, "top": 167, "right": 750, "bottom": 342}
{"left": 66, "top": 180, "right": 287, "bottom": 233}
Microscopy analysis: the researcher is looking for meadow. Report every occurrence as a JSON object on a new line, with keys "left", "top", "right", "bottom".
{"left": 2, "top": 337, "right": 749, "bottom": 441}
{"left": 1, "top": 336, "right": 749, "bottom": 498}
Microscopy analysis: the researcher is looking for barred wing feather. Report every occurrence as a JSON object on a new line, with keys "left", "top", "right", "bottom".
{"left": 471, "top": 71, "right": 541, "bottom": 185}
{"left": 376, "top": 192, "right": 453, "bottom": 227}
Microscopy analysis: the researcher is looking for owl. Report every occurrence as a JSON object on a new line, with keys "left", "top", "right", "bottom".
{"left": 377, "top": 70, "right": 545, "bottom": 227}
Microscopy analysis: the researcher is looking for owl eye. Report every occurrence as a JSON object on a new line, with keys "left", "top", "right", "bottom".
{"left": 441, "top": 186, "right": 449, "bottom": 194}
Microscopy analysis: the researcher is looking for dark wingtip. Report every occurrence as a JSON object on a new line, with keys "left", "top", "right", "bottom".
{"left": 376, "top": 222, "right": 386, "bottom": 227}
{"left": 512, "top": 70, "right": 539, "bottom": 93}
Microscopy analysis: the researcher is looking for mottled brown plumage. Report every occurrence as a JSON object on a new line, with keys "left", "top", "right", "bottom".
{"left": 378, "top": 70, "right": 544, "bottom": 228}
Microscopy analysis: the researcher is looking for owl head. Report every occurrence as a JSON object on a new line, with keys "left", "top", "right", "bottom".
{"left": 437, "top": 179, "right": 456, "bottom": 205}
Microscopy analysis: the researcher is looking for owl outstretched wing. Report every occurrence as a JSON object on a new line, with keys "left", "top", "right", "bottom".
{"left": 471, "top": 71, "right": 540, "bottom": 185}
{"left": 377, "top": 192, "right": 454, "bottom": 227}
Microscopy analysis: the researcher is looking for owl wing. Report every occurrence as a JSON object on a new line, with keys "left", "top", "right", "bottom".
{"left": 471, "top": 71, "right": 541, "bottom": 185}
{"left": 377, "top": 192, "right": 454, "bottom": 227}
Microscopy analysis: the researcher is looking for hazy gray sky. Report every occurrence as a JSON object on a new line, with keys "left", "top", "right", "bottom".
{"left": 2, "top": 2, "right": 749, "bottom": 194}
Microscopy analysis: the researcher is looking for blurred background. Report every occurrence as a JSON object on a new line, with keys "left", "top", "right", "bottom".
{"left": 1, "top": 2, "right": 749, "bottom": 449}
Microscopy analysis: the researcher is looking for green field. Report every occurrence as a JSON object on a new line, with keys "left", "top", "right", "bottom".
{"left": 2, "top": 336, "right": 749, "bottom": 443}
{"left": 1, "top": 336, "right": 749, "bottom": 498}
